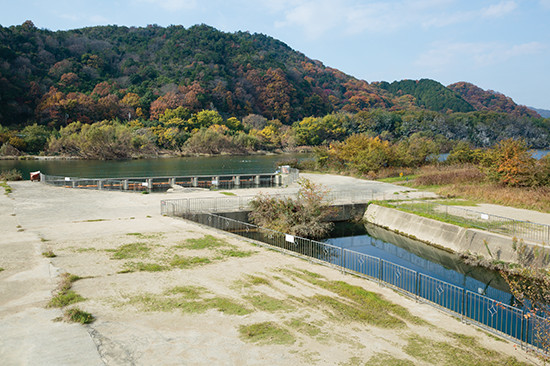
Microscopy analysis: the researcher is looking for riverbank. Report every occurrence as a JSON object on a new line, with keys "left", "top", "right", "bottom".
{"left": 0, "top": 179, "right": 536, "bottom": 365}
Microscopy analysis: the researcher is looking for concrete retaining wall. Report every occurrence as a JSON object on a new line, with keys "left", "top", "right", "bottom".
{"left": 364, "top": 204, "right": 525, "bottom": 264}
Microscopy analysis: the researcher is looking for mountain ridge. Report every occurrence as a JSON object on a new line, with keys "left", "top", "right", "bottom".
{"left": 0, "top": 21, "right": 543, "bottom": 128}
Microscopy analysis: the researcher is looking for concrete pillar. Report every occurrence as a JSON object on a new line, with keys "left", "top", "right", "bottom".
{"left": 123, "top": 180, "right": 129, "bottom": 190}
{"left": 72, "top": 180, "right": 76, "bottom": 188}
{"left": 170, "top": 177, "right": 176, "bottom": 187}
{"left": 98, "top": 180, "right": 103, "bottom": 190}
{"left": 254, "top": 175, "right": 260, "bottom": 186}
{"left": 147, "top": 178, "right": 153, "bottom": 192}
{"left": 192, "top": 177, "right": 198, "bottom": 187}
{"left": 234, "top": 175, "right": 240, "bottom": 187}
{"left": 275, "top": 174, "right": 281, "bottom": 186}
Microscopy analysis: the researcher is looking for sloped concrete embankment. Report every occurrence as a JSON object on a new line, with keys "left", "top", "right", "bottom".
{"left": 364, "top": 204, "right": 529, "bottom": 264}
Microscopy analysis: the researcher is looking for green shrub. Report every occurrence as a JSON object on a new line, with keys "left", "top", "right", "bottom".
{"left": 0, "top": 169, "right": 23, "bottom": 181}
{"left": 65, "top": 308, "right": 94, "bottom": 324}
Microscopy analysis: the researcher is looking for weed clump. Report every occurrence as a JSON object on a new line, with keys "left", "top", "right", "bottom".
{"left": 111, "top": 242, "right": 150, "bottom": 260}
{"left": 47, "top": 273, "right": 84, "bottom": 308}
{"left": 65, "top": 307, "right": 94, "bottom": 324}
{"left": 42, "top": 250, "right": 56, "bottom": 258}
{"left": 238, "top": 322, "right": 296, "bottom": 345}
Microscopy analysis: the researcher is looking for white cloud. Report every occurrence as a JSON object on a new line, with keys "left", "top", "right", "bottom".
{"left": 416, "top": 41, "right": 545, "bottom": 71}
{"left": 268, "top": 0, "right": 521, "bottom": 38}
{"left": 137, "top": 0, "right": 197, "bottom": 11}
{"left": 482, "top": 1, "right": 517, "bottom": 18}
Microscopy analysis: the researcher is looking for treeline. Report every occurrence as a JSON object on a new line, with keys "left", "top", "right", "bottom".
{"left": 2, "top": 107, "right": 550, "bottom": 159}
{"left": 304, "top": 135, "right": 550, "bottom": 188}
{"left": 0, "top": 21, "right": 541, "bottom": 131}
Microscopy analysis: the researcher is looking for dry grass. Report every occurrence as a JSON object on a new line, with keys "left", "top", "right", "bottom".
{"left": 409, "top": 164, "right": 550, "bottom": 212}
{"left": 436, "top": 184, "right": 550, "bottom": 213}
{"left": 414, "top": 164, "right": 485, "bottom": 186}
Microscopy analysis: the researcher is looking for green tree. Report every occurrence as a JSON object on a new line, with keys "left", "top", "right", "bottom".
{"left": 21, "top": 124, "right": 51, "bottom": 154}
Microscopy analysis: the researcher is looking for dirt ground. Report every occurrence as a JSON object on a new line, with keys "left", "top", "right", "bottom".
{"left": 0, "top": 178, "right": 539, "bottom": 365}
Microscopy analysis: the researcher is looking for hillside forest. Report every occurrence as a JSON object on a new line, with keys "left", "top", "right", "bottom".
{"left": 1, "top": 21, "right": 549, "bottom": 161}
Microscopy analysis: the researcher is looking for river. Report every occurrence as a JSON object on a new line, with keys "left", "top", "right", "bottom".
{"left": 0, "top": 153, "right": 311, "bottom": 180}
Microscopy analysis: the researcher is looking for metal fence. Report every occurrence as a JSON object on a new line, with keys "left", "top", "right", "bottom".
{"left": 160, "top": 190, "right": 420, "bottom": 216}
{"left": 393, "top": 201, "right": 550, "bottom": 245}
{"left": 40, "top": 168, "right": 300, "bottom": 193}
{"left": 164, "top": 199, "right": 548, "bottom": 353}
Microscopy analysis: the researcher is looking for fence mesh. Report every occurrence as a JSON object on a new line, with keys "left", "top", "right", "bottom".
{"left": 162, "top": 196, "right": 549, "bottom": 353}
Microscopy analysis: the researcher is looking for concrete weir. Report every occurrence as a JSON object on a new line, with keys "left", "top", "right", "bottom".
{"left": 364, "top": 204, "right": 542, "bottom": 265}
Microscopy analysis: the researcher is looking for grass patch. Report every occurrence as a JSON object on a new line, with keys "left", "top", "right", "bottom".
{"left": 1, "top": 181, "right": 12, "bottom": 195}
{"left": 64, "top": 307, "right": 94, "bottom": 324}
{"left": 163, "top": 285, "right": 206, "bottom": 299}
{"left": 48, "top": 290, "right": 85, "bottom": 308}
{"left": 219, "top": 191, "right": 236, "bottom": 196}
{"left": 111, "top": 242, "right": 150, "bottom": 260}
{"left": 285, "top": 318, "right": 322, "bottom": 337}
{"left": 283, "top": 268, "right": 426, "bottom": 327}
{"left": 42, "top": 250, "right": 56, "bottom": 258}
{"left": 170, "top": 255, "right": 211, "bottom": 268}
{"left": 125, "top": 232, "right": 164, "bottom": 239}
{"left": 238, "top": 322, "right": 296, "bottom": 345}
{"left": 83, "top": 218, "right": 108, "bottom": 222}
{"left": 0, "top": 267, "right": 4, "bottom": 272}
{"left": 125, "top": 288, "right": 251, "bottom": 315}
{"left": 245, "top": 294, "right": 294, "bottom": 312}
{"left": 179, "top": 235, "right": 229, "bottom": 250}
{"left": 404, "top": 335, "right": 529, "bottom": 366}
{"left": 309, "top": 295, "right": 406, "bottom": 328}
{"left": 47, "top": 273, "right": 84, "bottom": 308}
{"left": 204, "top": 297, "right": 252, "bottom": 315}
{"left": 366, "top": 353, "right": 415, "bottom": 366}
{"left": 122, "top": 262, "right": 169, "bottom": 272}
{"left": 75, "top": 247, "right": 96, "bottom": 252}
{"left": 377, "top": 201, "right": 485, "bottom": 229}
{"left": 217, "top": 248, "right": 254, "bottom": 258}
{"left": 378, "top": 174, "right": 418, "bottom": 183}
{"left": 245, "top": 275, "right": 271, "bottom": 286}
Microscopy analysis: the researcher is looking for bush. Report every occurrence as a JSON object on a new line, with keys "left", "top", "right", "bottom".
{"left": 182, "top": 128, "right": 246, "bottom": 155}
{"left": 0, "top": 169, "right": 23, "bottom": 181}
{"left": 248, "top": 178, "right": 334, "bottom": 239}
{"left": 0, "top": 143, "right": 21, "bottom": 156}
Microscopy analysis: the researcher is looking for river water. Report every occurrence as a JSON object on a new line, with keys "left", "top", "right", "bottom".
{"left": 0, "top": 153, "right": 311, "bottom": 180}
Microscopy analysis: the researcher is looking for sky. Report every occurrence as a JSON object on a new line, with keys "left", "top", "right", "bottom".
{"left": 1, "top": 0, "right": 549, "bottom": 110}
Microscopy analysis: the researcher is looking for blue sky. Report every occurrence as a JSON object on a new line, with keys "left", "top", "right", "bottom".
{"left": 1, "top": 0, "right": 549, "bottom": 110}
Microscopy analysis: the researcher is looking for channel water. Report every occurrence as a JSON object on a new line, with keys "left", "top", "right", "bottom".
{"left": 325, "top": 221, "right": 513, "bottom": 305}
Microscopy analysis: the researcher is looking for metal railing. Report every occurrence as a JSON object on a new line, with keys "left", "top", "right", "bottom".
{"left": 161, "top": 195, "right": 548, "bottom": 353}
{"left": 392, "top": 201, "right": 550, "bottom": 245}
{"left": 177, "top": 210, "right": 547, "bottom": 352}
{"left": 40, "top": 168, "right": 300, "bottom": 193}
{"left": 160, "top": 190, "right": 420, "bottom": 216}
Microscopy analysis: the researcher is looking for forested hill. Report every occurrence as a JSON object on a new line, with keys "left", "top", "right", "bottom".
{"left": 447, "top": 82, "right": 539, "bottom": 118}
{"left": 0, "top": 21, "right": 540, "bottom": 128}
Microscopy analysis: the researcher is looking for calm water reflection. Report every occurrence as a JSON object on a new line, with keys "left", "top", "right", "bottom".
{"left": 0, "top": 153, "right": 311, "bottom": 180}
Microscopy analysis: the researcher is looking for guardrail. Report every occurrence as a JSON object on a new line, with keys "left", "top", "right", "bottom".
{"left": 40, "top": 168, "right": 300, "bottom": 192}
{"left": 161, "top": 190, "right": 418, "bottom": 216}
{"left": 161, "top": 194, "right": 548, "bottom": 353}
{"left": 178, "top": 210, "right": 547, "bottom": 352}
